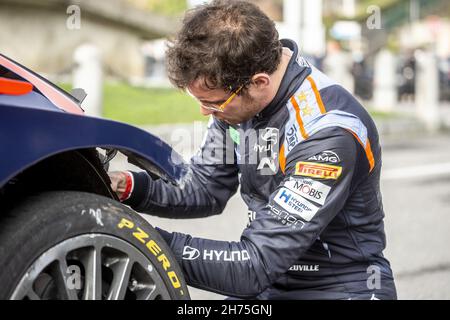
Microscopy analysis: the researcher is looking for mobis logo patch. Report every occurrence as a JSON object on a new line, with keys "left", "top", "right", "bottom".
{"left": 284, "top": 178, "right": 331, "bottom": 206}
{"left": 295, "top": 162, "right": 342, "bottom": 180}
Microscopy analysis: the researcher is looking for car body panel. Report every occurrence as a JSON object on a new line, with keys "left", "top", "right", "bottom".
{"left": 0, "top": 103, "right": 188, "bottom": 188}
{"left": 0, "top": 54, "right": 188, "bottom": 189}
{"left": 0, "top": 54, "right": 83, "bottom": 114}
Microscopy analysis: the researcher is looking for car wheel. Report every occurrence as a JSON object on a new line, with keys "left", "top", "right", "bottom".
{"left": 0, "top": 191, "right": 189, "bottom": 300}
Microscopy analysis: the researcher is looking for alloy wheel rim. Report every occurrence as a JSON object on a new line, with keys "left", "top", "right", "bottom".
{"left": 10, "top": 234, "right": 171, "bottom": 300}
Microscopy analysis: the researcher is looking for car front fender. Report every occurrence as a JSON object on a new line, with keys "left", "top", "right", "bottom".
{"left": 0, "top": 104, "right": 188, "bottom": 188}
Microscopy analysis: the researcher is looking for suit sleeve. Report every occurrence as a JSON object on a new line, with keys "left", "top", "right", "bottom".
{"left": 156, "top": 127, "right": 360, "bottom": 297}
{"left": 123, "top": 117, "right": 240, "bottom": 218}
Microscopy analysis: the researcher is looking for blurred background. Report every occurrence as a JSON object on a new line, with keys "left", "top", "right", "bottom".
{"left": 1, "top": 0, "right": 449, "bottom": 299}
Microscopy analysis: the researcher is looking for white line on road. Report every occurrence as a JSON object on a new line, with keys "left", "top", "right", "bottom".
{"left": 382, "top": 162, "right": 450, "bottom": 181}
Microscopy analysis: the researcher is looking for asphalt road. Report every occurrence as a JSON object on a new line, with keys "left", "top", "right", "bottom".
{"left": 110, "top": 128, "right": 450, "bottom": 300}
{"left": 378, "top": 133, "right": 450, "bottom": 299}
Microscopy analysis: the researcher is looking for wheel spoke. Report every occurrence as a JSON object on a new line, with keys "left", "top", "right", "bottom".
{"left": 56, "top": 258, "right": 79, "bottom": 300}
{"left": 107, "top": 258, "right": 134, "bottom": 300}
{"left": 82, "top": 246, "right": 103, "bottom": 300}
{"left": 26, "top": 288, "right": 41, "bottom": 300}
{"left": 145, "top": 286, "right": 160, "bottom": 300}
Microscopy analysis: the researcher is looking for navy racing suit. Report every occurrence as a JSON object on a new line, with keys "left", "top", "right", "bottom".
{"left": 124, "top": 39, "right": 397, "bottom": 300}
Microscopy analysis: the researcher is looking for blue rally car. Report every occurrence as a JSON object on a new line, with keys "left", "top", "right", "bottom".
{"left": 0, "top": 54, "right": 190, "bottom": 300}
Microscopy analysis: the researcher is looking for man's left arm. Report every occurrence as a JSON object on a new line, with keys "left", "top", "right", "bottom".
{"left": 156, "top": 127, "right": 360, "bottom": 297}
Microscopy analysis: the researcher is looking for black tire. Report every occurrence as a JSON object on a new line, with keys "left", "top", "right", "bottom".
{"left": 0, "top": 191, "right": 190, "bottom": 300}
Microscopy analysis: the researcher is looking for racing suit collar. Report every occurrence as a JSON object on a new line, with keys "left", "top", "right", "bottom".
{"left": 255, "top": 39, "right": 312, "bottom": 120}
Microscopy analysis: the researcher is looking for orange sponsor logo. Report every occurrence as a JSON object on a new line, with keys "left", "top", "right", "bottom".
{"left": 295, "top": 162, "right": 342, "bottom": 180}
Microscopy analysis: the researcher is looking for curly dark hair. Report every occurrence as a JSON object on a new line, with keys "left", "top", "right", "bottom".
{"left": 166, "top": 0, "right": 282, "bottom": 93}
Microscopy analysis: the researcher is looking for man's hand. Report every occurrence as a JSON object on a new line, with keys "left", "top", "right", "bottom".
{"left": 108, "top": 171, "right": 131, "bottom": 201}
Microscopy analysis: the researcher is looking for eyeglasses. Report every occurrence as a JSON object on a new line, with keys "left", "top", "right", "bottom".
{"left": 188, "top": 84, "right": 244, "bottom": 113}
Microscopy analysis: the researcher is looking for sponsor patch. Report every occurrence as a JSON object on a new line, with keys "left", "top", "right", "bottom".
{"left": 295, "top": 162, "right": 342, "bottom": 180}
{"left": 284, "top": 178, "right": 331, "bottom": 206}
{"left": 307, "top": 150, "right": 340, "bottom": 163}
{"left": 289, "top": 264, "right": 320, "bottom": 272}
{"left": 273, "top": 188, "right": 320, "bottom": 222}
{"left": 286, "top": 123, "right": 300, "bottom": 152}
{"left": 182, "top": 246, "right": 200, "bottom": 260}
{"left": 266, "top": 203, "right": 306, "bottom": 229}
{"left": 182, "top": 246, "right": 250, "bottom": 262}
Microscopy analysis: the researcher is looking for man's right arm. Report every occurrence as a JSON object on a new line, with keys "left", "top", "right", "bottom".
{"left": 110, "top": 118, "right": 240, "bottom": 218}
